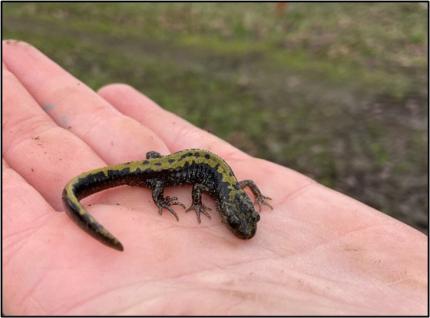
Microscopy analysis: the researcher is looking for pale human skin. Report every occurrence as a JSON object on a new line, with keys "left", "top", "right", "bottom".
{"left": 3, "top": 40, "right": 427, "bottom": 315}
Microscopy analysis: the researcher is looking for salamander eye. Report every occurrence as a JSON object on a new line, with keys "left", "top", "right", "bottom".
{"left": 254, "top": 214, "right": 260, "bottom": 222}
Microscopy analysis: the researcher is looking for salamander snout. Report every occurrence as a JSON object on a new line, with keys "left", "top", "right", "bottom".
{"left": 226, "top": 212, "right": 259, "bottom": 239}
{"left": 224, "top": 193, "right": 261, "bottom": 239}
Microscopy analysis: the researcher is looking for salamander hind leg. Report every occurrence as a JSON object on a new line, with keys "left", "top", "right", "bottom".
{"left": 150, "top": 180, "right": 185, "bottom": 221}
{"left": 239, "top": 180, "right": 273, "bottom": 211}
{"left": 146, "top": 151, "right": 162, "bottom": 159}
{"left": 186, "top": 184, "right": 212, "bottom": 223}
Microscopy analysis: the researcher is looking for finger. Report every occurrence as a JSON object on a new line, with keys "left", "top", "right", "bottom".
{"left": 3, "top": 40, "right": 168, "bottom": 163}
{"left": 3, "top": 63, "right": 110, "bottom": 210}
{"left": 98, "top": 83, "right": 249, "bottom": 159}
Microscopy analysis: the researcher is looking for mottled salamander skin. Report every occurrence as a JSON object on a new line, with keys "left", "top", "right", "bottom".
{"left": 62, "top": 149, "right": 272, "bottom": 251}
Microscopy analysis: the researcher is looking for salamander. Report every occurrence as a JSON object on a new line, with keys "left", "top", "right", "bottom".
{"left": 62, "top": 149, "right": 272, "bottom": 251}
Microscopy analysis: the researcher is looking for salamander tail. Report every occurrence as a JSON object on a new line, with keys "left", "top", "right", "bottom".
{"left": 62, "top": 186, "right": 124, "bottom": 251}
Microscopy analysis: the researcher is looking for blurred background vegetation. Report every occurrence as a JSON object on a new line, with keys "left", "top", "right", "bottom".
{"left": 4, "top": 3, "right": 428, "bottom": 233}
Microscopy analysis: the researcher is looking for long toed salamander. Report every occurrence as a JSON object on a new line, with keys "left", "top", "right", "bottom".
{"left": 62, "top": 149, "right": 272, "bottom": 251}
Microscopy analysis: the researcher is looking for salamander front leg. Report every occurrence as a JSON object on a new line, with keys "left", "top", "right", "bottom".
{"left": 146, "top": 151, "right": 162, "bottom": 159}
{"left": 186, "top": 184, "right": 212, "bottom": 223}
{"left": 151, "top": 180, "right": 185, "bottom": 221}
{"left": 239, "top": 180, "right": 273, "bottom": 211}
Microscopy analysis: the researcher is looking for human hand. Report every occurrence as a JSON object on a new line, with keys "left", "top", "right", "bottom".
{"left": 3, "top": 40, "right": 427, "bottom": 315}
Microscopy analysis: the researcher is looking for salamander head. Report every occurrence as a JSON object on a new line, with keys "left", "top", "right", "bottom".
{"left": 220, "top": 191, "right": 260, "bottom": 239}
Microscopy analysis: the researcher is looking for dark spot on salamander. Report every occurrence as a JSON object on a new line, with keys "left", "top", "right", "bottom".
{"left": 194, "top": 152, "right": 200, "bottom": 157}
{"left": 168, "top": 159, "right": 175, "bottom": 164}
{"left": 154, "top": 162, "right": 162, "bottom": 166}
{"left": 181, "top": 161, "right": 191, "bottom": 169}
{"left": 143, "top": 160, "right": 149, "bottom": 165}
{"left": 214, "top": 163, "right": 220, "bottom": 170}
{"left": 204, "top": 154, "right": 210, "bottom": 159}
{"left": 107, "top": 168, "right": 131, "bottom": 180}
{"left": 180, "top": 154, "right": 188, "bottom": 160}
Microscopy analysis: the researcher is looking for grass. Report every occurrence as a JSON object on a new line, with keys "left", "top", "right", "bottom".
{"left": 3, "top": 2, "right": 428, "bottom": 233}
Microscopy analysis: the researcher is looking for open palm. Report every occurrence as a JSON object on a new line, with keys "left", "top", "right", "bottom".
{"left": 3, "top": 40, "right": 427, "bottom": 315}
